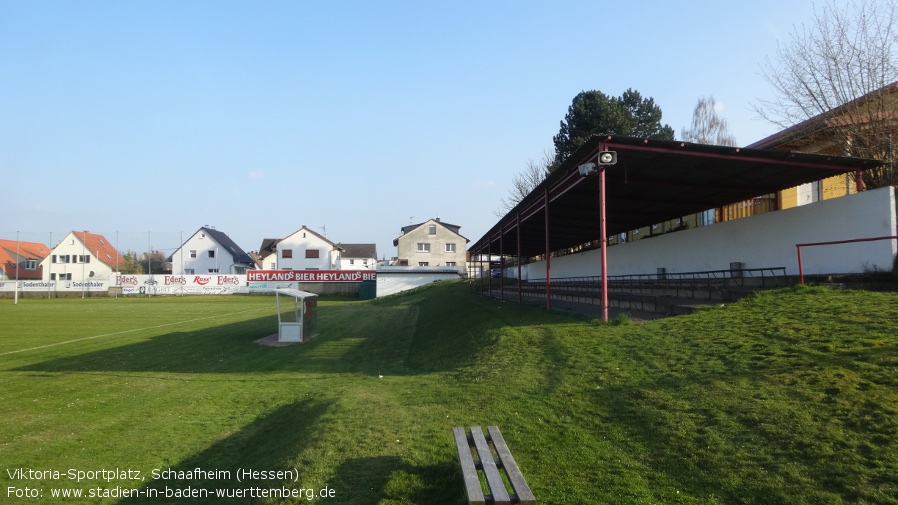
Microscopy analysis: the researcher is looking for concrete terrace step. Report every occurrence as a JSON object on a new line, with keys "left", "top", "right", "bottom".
{"left": 482, "top": 276, "right": 786, "bottom": 318}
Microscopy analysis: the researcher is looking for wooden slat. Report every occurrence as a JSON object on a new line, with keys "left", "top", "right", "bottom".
{"left": 471, "top": 426, "right": 511, "bottom": 505}
{"left": 488, "top": 426, "right": 536, "bottom": 505}
{"left": 453, "top": 427, "right": 485, "bottom": 505}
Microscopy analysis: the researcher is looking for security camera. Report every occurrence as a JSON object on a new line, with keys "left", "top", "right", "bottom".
{"left": 598, "top": 151, "right": 617, "bottom": 165}
{"left": 578, "top": 162, "right": 597, "bottom": 177}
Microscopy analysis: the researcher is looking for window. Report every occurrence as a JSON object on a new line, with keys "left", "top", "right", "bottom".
{"left": 349, "top": 259, "right": 355, "bottom": 265}
{"left": 445, "top": 243, "right": 456, "bottom": 253}
{"left": 269, "top": 262, "right": 276, "bottom": 269}
{"left": 428, "top": 224, "right": 436, "bottom": 234}
{"left": 189, "top": 250, "right": 197, "bottom": 258}
{"left": 208, "top": 268, "right": 219, "bottom": 273}
{"left": 417, "top": 243, "right": 430, "bottom": 252}
{"left": 79, "top": 255, "right": 90, "bottom": 263}
{"left": 419, "top": 262, "right": 429, "bottom": 266}
{"left": 51, "top": 273, "right": 71, "bottom": 281}
{"left": 24, "top": 259, "right": 37, "bottom": 270}
{"left": 305, "top": 249, "right": 320, "bottom": 259}
{"left": 282, "top": 249, "right": 293, "bottom": 259}
{"left": 446, "top": 262, "right": 456, "bottom": 266}
{"left": 208, "top": 250, "right": 215, "bottom": 258}
{"left": 51, "top": 255, "right": 57, "bottom": 263}
{"left": 185, "top": 269, "right": 195, "bottom": 275}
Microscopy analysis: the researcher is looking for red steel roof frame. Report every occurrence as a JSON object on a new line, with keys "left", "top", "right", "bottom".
{"left": 470, "top": 134, "right": 882, "bottom": 319}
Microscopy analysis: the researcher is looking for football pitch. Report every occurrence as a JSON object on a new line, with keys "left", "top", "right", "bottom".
{"left": 1, "top": 283, "right": 898, "bottom": 504}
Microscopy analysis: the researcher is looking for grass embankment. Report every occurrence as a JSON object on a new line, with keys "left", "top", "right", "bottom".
{"left": 0, "top": 283, "right": 896, "bottom": 504}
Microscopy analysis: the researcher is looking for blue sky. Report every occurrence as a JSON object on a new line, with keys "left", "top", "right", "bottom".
{"left": 1, "top": 0, "right": 827, "bottom": 259}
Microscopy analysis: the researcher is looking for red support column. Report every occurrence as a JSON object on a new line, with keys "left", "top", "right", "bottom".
{"left": 479, "top": 247, "right": 485, "bottom": 294}
{"left": 544, "top": 189, "right": 551, "bottom": 311}
{"left": 516, "top": 212, "right": 522, "bottom": 304}
{"left": 499, "top": 231, "right": 504, "bottom": 302}
{"left": 488, "top": 240, "right": 492, "bottom": 297}
{"left": 600, "top": 166, "right": 609, "bottom": 322}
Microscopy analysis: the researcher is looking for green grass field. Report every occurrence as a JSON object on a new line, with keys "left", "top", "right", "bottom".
{"left": 1, "top": 282, "right": 897, "bottom": 504}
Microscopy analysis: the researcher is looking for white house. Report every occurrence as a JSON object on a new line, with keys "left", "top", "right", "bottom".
{"left": 258, "top": 226, "right": 342, "bottom": 270}
{"left": 169, "top": 227, "right": 256, "bottom": 275}
{"left": 336, "top": 243, "right": 377, "bottom": 270}
{"left": 43, "top": 231, "right": 127, "bottom": 282}
{"left": 393, "top": 218, "right": 468, "bottom": 269}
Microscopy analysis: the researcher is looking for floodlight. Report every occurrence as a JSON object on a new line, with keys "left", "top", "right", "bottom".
{"left": 578, "top": 162, "right": 597, "bottom": 177}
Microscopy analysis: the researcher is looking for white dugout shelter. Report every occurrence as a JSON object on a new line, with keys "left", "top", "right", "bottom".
{"left": 274, "top": 288, "right": 319, "bottom": 343}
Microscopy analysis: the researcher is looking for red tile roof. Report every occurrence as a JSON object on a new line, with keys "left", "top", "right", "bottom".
{"left": 72, "top": 231, "right": 127, "bottom": 270}
{"left": 0, "top": 239, "right": 51, "bottom": 280}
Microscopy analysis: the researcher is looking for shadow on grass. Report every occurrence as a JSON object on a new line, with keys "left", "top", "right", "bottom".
{"left": 13, "top": 287, "right": 534, "bottom": 376}
{"left": 118, "top": 398, "right": 332, "bottom": 505}
{"left": 323, "top": 455, "right": 461, "bottom": 505}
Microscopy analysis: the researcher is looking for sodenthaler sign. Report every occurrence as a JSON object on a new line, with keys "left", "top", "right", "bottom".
{"left": 247, "top": 270, "right": 376, "bottom": 283}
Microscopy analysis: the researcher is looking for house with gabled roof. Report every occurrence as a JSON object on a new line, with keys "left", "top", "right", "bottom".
{"left": 0, "top": 238, "right": 51, "bottom": 280}
{"left": 336, "top": 243, "right": 377, "bottom": 270}
{"left": 169, "top": 226, "right": 256, "bottom": 275}
{"left": 43, "top": 231, "right": 127, "bottom": 282}
{"left": 393, "top": 218, "right": 468, "bottom": 268}
{"left": 258, "top": 226, "right": 343, "bottom": 271}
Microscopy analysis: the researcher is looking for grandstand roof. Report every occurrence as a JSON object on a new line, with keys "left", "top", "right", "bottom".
{"left": 470, "top": 135, "right": 882, "bottom": 259}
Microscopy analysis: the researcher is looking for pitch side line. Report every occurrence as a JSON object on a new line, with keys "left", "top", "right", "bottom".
{"left": 0, "top": 307, "right": 271, "bottom": 357}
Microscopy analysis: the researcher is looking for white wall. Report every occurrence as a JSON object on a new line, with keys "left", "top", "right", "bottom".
{"left": 376, "top": 266, "right": 464, "bottom": 297}
{"left": 43, "top": 232, "right": 117, "bottom": 282}
{"left": 340, "top": 256, "right": 376, "bottom": 270}
{"left": 515, "top": 186, "right": 897, "bottom": 279}
{"left": 275, "top": 229, "right": 339, "bottom": 270}
{"left": 171, "top": 231, "right": 228, "bottom": 274}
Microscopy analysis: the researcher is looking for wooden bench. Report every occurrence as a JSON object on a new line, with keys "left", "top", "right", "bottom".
{"left": 453, "top": 426, "right": 536, "bottom": 505}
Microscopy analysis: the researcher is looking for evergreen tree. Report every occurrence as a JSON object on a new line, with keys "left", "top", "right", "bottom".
{"left": 552, "top": 89, "right": 674, "bottom": 168}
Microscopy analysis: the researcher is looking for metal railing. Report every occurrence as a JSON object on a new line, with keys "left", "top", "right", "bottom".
{"left": 483, "top": 267, "right": 788, "bottom": 307}
{"left": 796, "top": 236, "right": 898, "bottom": 284}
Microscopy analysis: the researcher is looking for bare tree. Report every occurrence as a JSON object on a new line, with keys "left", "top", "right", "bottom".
{"left": 495, "top": 150, "right": 554, "bottom": 217}
{"left": 754, "top": 0, "right": 898, "bottom": 187}
{"left": 681, "top": 96, "right": 737, "bottom": 146}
